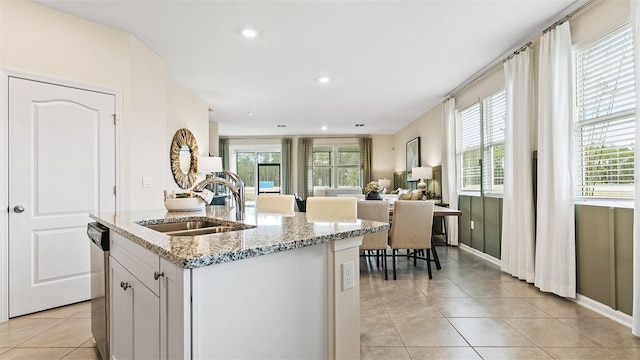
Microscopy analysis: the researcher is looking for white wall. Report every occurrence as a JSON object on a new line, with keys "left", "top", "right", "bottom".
{"left": 167, "top": 78, "right": 211, "bottom": 193}
{"left": 393, "top": 103, "right": 443, "bottom": 173}
{"left": 129, "top": 37, "right": 168, "bottom": 210}
{"left": 571, "top": 0, "right": 629, "bottom": 48}
{"left": 209, "top": 117, "right": 220, "bottom": 157}
{"left": 1, "top": 1, "right": 131, "bottom": 90}
{"left": 371, "top": 135, "right": 395, "bottom": 183}
{"left": 1, "top": 0, "right": 210, "bottom": 211}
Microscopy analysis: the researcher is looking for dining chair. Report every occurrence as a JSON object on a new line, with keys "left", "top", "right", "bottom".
{"left": 255, "top": 194, "right": 295, "bottom": 215}
{"left": 306, "top": 197, "right": 357, "bottom": 222}
{"left": 388, "top": 200, "right": 435, "bottom": 280}
{"left": 357, "top": 200, "right": 390, "bottom": 280}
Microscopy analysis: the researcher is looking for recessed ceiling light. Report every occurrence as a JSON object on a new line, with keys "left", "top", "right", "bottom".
{"left": 321, "top": 126, "right": 328, "bottom": 131}
{"left": 317, "top": 76, "right": 331, "bottom": 84}
{"left": 276, "top": 124, "right": 287, "bottom": 128}
{"left": 247, "top": 112, "right": 254, "bottom": 116}
{"left": 241, "top": 28, "right": 258, "bottom": 38}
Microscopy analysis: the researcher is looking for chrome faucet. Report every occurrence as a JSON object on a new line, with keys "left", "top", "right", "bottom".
{"left": 193, "top": 170, "right": 245, "bottom": 220}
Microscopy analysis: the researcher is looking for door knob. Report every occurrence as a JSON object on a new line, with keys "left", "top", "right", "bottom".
{"left": 120, "top": 281, "right": 131, "bottom": 291}
{"left": 13, "top": 205, "right": 25, "bottom": 213}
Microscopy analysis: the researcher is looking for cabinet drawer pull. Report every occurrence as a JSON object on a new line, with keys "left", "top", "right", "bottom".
{"left": 154, "top": 271, "right": 165, "bottom": 280}
{"left": 120, "top": 281, "right": 131, "bottom": 291}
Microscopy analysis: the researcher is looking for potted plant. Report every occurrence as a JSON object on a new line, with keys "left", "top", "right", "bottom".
{"left": 364, "top": 181, "right": 383, "bottom": 200}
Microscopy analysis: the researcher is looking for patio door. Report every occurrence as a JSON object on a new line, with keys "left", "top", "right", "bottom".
{"left": 258, "top": 164, "right": 281, "bottom": 194}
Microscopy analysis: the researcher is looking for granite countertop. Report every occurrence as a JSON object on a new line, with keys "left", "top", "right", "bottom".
{"left": 90, "top": 205, "right": 389, "bottom": 269}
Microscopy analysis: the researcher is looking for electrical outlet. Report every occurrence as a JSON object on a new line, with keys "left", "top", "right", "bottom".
{"left": 342, "top": 261, "right": 354, "bottom": 291}
{"left": 470, "top": 220, "right": 475, "bottom": 230}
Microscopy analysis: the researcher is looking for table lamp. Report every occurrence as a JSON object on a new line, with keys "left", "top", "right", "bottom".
{"left": 378, "top": 178, "right": 392, "bottom": 193}
{"left": 198, "top": 156, "right": 223, "bottom": 195}
{"left": 412, "top": 166, "right": 432, "bottom": 191}
{"left": 198, "top": 156, "right": 223, "bottom": 176}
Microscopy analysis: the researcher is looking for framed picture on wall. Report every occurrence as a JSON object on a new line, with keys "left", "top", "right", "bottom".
{"left": 406, "top": 137, "right": 420, "bottom": 180}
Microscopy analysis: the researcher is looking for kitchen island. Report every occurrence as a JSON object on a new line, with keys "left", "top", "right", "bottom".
{"left": 91, "top": 205, "right": 388, "bottom": 359}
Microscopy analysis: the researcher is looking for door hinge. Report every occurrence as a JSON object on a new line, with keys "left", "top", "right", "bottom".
{"left": 113, "top": 186, "right": 117, "bottom": 196}
{"left": 112, "top": 114, "right": 118, "bottom": 125}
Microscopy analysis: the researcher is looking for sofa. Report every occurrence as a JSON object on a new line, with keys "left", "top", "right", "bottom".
{"left": 313, "top": 187, "right": 363, "bottom": 197}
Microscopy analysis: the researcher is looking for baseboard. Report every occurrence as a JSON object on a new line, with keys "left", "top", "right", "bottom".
{"left": 458, "top": 244, "right": 501, "bottom": 267}
{"left": 573, "top": 294, "right": 632, "bottom": 328}
{"left": 458, "top": 243, "right": 634, "bottom": 329}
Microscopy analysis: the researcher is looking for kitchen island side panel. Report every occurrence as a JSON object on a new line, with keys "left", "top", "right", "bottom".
{"left": 191, "top": 242, "right": 328, "bottom": 359}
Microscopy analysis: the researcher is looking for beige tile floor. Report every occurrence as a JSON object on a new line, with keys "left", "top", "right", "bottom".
{"left": 360, "top": 246, "right": 640, "bottom": 359}
{"left": 2, "top": 246, "right": 638, "bottom": 360}
{"left": 0, "top": 301, "right": 97, "bottom": 360}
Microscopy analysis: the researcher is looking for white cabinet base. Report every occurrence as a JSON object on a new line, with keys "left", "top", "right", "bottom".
{"left": 111, "top": 230, "right": 362, "bottom": 359}
{"left": 191, "top": 236, "right": 362, "bottom": 359}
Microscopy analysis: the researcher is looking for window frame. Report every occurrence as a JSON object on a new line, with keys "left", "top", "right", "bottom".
{"left": 312, "top": 143, "right": 361, "bottom": 188}
{"left": 455, "top": 89, "right": 506, "bottom": 196}
{"left": 573, "top": 23, "right": 635, "bottom": 201}
{"left": 482, "top": 90, "right": 506, "bottom": 195}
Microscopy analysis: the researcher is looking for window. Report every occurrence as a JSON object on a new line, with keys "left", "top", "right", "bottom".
{"left": 456, "top": 90, "right": 506, "bottom": 194}
{"left": 483, "top": 91, "right": 506, "bottom": 194}
{"left": 313, "top": 144, "right": 361, "bottom": 187}
{"left": 457, "top": 103, "right": 482, "bottom": 191}
{"left": 313, "top": 146, "right": 332, "bottom": 187}
{"left": 574, "top": 24, "right": 635, "bottom": 199}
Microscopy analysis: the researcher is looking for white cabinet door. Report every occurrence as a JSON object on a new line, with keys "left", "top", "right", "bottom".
{"left": 110, "top": 259, "right": 133, "bottom": 360}
{"left": 160, "top": 258, "right": 190, "bottom": 360}
{"left": 132, "top": 278, "right": 160, "bottom": 359}
{"left": 110, "top": 258, "right": 160, "bottom": 360}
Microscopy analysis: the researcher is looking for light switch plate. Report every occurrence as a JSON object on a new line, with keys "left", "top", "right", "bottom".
{"left": 142, "top": 176, "right": 152, "bottom": 188}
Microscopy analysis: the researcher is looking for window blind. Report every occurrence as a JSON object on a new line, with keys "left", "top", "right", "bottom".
{"left": 457, "top": 103, "right": 481, "bottom": 191}
{"left": 483, "top": 90, "right": 506, "bottom": 194}
{"left": 575, "top": 24, "right": 635, "bottom": 198}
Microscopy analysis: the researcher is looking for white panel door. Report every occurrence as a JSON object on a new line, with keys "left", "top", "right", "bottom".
{"left": 8, "top": 77, "right": 116, "bottom": 317}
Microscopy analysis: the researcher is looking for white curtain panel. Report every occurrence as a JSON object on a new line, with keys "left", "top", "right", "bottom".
{"left": 535, "top": 22, "right": 576, "bottom": 298}
{"left": 501, "top": 48, "right": 536, "bottom": 283}
{"left": 630, "top": 0, "right": 640, "bottom": 337}
{"left": 441, "top": 98, "right": 458, "bottom": 246}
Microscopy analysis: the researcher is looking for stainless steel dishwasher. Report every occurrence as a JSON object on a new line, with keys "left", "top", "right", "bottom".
{"left": 88, "top": 222, "right": 110, "bottom": 360}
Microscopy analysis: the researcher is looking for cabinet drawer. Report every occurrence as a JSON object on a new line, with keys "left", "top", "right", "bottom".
{"left": 110, "top": 231, "right": 160, "bottom": 296}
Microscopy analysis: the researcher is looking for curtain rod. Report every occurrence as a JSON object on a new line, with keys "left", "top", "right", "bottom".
{"left": 443, "top": 0, "right": 595, "bottom": 103}
{"left": 503, "top": 42, "right": 532, "bottom": 63}
{"left": 542, "top": 0, "right": 595, "bottom": 34}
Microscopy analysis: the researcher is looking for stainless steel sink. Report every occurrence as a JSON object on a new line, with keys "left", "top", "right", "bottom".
{"left": 145, "top": 220, "right": 222, "bottom": 233}
{"left": 140, "top": 219, "right": 252, "bottom": 236}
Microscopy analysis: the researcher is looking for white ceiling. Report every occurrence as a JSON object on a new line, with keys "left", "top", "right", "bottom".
{"left": 35, "top": 0, "right": 580, "bottom": 137}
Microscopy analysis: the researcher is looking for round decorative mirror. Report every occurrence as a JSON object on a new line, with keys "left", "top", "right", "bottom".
{"left": 170, "top": 128, "right": 199, "bottom": 189}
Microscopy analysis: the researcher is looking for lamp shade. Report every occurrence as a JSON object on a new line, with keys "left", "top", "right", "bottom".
{"left": 378, "top": 178, "right": 392, "bottom": 189}
{"left": 198, "top": 156, "right": 223, "bottom": 173}
{"left": 412, "top": 166, "right": 432, "bottom": 180}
